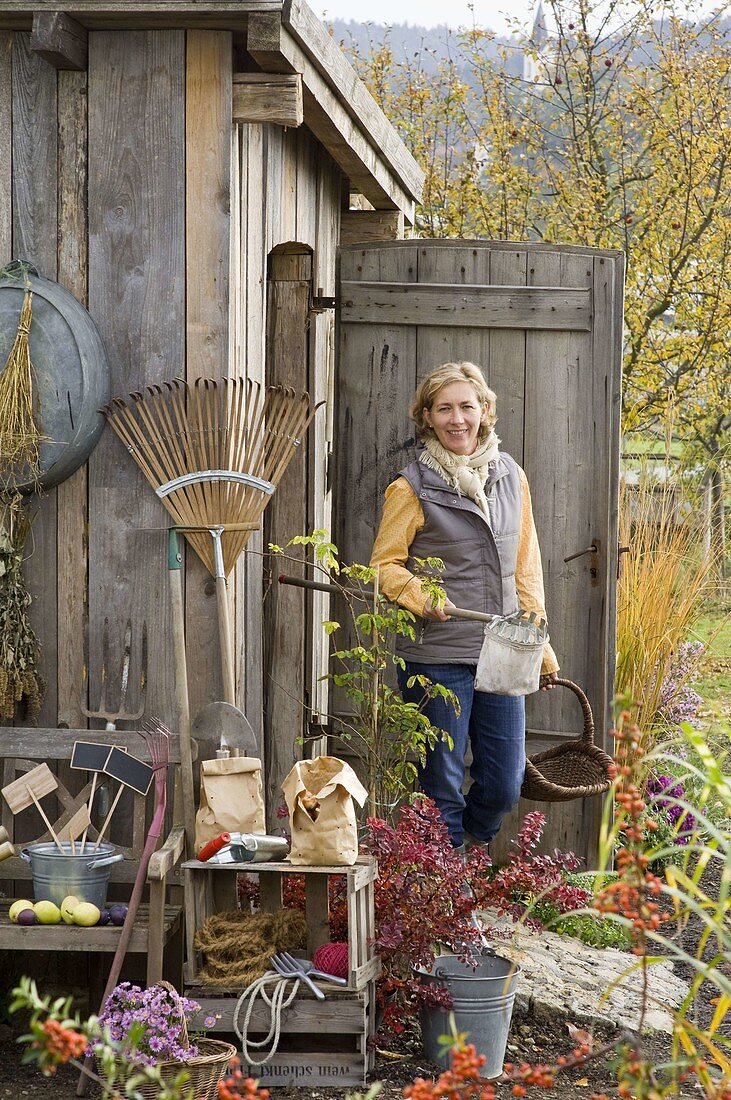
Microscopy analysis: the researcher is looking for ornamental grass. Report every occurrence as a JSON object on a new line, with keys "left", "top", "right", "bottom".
{"left": 615, "top": 469, "right": 712, "bottom": 746}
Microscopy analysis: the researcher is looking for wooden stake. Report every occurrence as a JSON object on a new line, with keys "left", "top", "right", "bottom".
{"left": 92, "top": 785, "right": 125, "bottom": 852}
{"left": 79, "top": 772, "right": 99, "bottom": 851}
{"left": 26, "top": 784, "right": 65, "bottom": 853}
{"left": 59, "top": 804, "right": 92, "bottom": 852}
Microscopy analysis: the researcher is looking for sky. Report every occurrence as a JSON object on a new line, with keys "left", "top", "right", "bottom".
{"left": 318, "top": 0, "right": 723, "bottom": 34}
{"left": 319, "top": 0, "right": 553, "bottom": 34}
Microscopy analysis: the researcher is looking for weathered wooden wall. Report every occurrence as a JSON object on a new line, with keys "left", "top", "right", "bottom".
{"left": 232, "top": 119, "right": 340, "bottom": 815}
{"left": 0, "top": 29, "right": 341, "bottom": 754}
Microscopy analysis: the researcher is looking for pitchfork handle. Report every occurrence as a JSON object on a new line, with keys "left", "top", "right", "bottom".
{"left": 278, "top": 574, "right": 497, "bottom": 623}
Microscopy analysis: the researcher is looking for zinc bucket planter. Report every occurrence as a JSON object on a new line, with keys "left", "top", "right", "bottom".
{"left": 416, "top": 953, "right": 521, "bottom": 1080}
{"left": 20, "top": 841, "right": 122, "bottom": 907}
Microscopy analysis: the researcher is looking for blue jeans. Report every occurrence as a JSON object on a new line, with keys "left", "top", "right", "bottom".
{"left": 397, "top": 662, "right": 526, "bottom": 847}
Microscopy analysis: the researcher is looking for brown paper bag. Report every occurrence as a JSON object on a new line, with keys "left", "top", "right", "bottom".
{"left": 194, "top": 757, "right": 265, "bottom": 853}
{"left": 281, "top": 756, "right": 368, "bottom": 866}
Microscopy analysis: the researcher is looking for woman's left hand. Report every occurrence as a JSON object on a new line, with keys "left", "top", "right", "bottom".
{"left": 539, "top": 672, "right": 558, "bottom": 691}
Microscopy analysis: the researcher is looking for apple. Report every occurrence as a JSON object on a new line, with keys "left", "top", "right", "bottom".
{"left": 34, "top": 900, "right": 62, "bottom": 925}
{"left": 9, "top": 899, "right": 34, "bottom": 923}
{"left": 72, "top": 902, "right": 101, "bottom": 927}
{"left": 61, "top": 895, "right": 80, "bottom": 924}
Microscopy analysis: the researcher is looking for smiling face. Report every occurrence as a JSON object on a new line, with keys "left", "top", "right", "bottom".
{"left": 423, "top": 380, "right": 488, "bottom": 456}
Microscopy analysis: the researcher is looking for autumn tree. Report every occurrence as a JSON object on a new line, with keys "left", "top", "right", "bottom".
{"left": 344, "top": 0, "right": 730, "bottom": 571}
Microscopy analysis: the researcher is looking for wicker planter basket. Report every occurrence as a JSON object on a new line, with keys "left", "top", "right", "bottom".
{"left": 520, "top": 678, "right": 615, "bottom": 802}
{"left": 133, "top": 983, "right": 236, "bottom": 1100}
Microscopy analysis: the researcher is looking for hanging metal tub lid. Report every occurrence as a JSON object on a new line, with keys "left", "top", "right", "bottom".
{"left": 0, "top": 260, "right": 110, "bottom": 492}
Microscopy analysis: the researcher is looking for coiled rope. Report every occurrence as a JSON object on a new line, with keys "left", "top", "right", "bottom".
{"left": 232, "top": 970, "right": 302, "bottom": 1066}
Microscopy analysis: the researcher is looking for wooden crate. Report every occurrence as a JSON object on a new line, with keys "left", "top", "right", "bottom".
{"left": 182, "top": 855, "right": 380, "bottom": 1086}
{"left": 182, "top": 855, "right": 379, "bottom": 988}
{"left": 187, "top": 983, "right": 376, "bottom": 1086}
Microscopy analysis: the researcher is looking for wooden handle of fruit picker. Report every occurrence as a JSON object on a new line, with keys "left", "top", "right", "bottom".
{"left": 277, "top": 574, "right": 497, "bottom": 623}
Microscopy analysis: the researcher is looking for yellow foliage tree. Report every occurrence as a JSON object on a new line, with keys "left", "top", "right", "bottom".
{"left": 344, "top": 0, "right": 730, "bottom": 567}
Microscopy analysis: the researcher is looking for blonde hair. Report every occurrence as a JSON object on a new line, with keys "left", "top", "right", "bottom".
{"left": 410, "top": 362, "right": 497, "bottom": 442}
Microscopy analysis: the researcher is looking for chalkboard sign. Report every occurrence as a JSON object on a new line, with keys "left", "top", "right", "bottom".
{"left": 70, "top": 741, "right": 113, "bottom": 772}
{"left": 103, "top": 747, "right": 154, "bottom": 796}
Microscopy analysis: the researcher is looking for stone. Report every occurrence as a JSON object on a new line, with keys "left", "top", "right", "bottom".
{"left": 477, "top": 911, "right": 688, "bottom": 1035}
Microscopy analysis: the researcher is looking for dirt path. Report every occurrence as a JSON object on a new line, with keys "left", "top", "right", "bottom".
{"left": 0, "top": 1011, "right": 681, "bottom": 1100}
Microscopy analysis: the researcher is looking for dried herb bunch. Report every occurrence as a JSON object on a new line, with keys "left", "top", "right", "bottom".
{"left": 0, "top": 494, "right": 44, "bottom": 720}
{"left": 0, "top": 289, "right": 44, "bottom": 487}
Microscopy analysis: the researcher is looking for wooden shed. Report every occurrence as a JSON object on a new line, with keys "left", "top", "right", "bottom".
{"left": 0, "top": 1, "right": 425, "bottom": 820}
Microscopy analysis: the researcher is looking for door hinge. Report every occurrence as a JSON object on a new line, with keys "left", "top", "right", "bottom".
{"left": 310, "top": 286, "right": 337, "bottom": 313}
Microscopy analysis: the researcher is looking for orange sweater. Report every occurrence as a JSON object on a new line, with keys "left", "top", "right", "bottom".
{"left": 370, "top": 471, "right": 559, "bottom": 675}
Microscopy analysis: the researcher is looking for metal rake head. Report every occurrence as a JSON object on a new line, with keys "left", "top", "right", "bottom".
{"left": 140, "top": 717, "right": 171, "bottom": 769}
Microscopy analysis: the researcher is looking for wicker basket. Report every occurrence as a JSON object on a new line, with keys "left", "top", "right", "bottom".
{"left": 520, "top": 678, "right": 615, "bottom": 802}
{"left": 134, "top": 982, "right": 237, "bottom": 1100}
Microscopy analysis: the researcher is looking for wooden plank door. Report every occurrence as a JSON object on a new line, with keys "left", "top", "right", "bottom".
{"left": 333, "top": 240, "right": 624, "bottom": 867}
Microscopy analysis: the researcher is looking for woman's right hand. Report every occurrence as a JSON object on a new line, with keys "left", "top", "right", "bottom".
{"left": 422, "top": 597, "right": 454, "bottom": 622}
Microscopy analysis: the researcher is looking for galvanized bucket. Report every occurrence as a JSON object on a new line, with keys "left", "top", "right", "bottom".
{"left": 20, "top": 842, "right": 123, "bottom": 907}
{"left": 416, "top": 953, "right": 521, "bottom": 1080}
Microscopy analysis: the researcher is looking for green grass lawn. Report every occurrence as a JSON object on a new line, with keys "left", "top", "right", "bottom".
{"left": 690, "top": 601, "right": 731, "bottom": 728}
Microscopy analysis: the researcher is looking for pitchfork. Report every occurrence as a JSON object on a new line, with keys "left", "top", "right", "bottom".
{"left": 82, "top": 617, "right": 148, "bottom": 730}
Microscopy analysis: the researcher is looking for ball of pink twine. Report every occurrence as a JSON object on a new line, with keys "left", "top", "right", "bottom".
{"left": 313, "top": 941, "right": 349, "bottom": 979}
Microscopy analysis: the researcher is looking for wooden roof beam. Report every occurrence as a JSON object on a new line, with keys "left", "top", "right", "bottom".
{"left": 281, "top": 0, "right": 423, "bottom": 204}
{"left": 0, "top": 3, "right": 281, "bottom": 31}
{"left": 30, "top": 11, "right": 87, "bottom": 69}
{"left": 233, "top": 72, "right": 303, "bottom": 127}
{"left": 247, "top": 11, "right": 416, "bottom": 220}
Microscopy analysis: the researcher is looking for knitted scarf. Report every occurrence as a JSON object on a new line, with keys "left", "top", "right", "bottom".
{"left": 419, "top": 432, "right": 500, "bottom": 520}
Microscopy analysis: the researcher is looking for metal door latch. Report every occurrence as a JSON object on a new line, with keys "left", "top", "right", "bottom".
{"left": 564, "top": 540, "right": 600, "bottom": 583}
{"left": 617, "top": 543, "right": 630, "bottom": 578}
{"left": 564, "top": 543, "right": 597, "bottom": 563}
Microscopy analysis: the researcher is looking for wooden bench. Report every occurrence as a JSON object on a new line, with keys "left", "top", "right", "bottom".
{"left": 0, "top": 726, "right": 189, "bottom": 987}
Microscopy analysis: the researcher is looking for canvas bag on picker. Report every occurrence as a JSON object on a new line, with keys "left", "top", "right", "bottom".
{"left": 282, "top": 756, "right": 367, "bottom": 866}
{"left": 473, "top": 610, "right": 548, "bottom": 696}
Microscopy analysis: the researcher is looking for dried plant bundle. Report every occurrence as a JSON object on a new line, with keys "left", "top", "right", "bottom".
{"left": 0, "top": 291, "right": 43, "bottom": 484}
{"left": 103, "top": 375, "right": 321, "bottom": 577}
{"left": 0, "top": 493, "right": 44, "bottom": 721}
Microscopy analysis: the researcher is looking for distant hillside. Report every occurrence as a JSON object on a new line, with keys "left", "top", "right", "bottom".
{"left": 326, "top": 14, "right": 728, "bottom": 80}
{"left": 328, "top": 18, "right": 524, "bottom": 77}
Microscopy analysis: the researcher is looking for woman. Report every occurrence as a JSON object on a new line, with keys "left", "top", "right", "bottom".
{"left": 370, "top": 361, "right": 559, "bottom": 850}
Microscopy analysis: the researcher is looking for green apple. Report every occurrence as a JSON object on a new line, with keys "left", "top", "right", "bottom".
{"left": 60, "top": 895, "right": 80, "bottom": 924}
{"left": 34, "top": 900, "right": 62, "bottom": 925}
{"left": 72, "top": 902, "right": 101, "bottom": 927}
{"left": 8, "top": 899, "right": 34, "bottom": 923}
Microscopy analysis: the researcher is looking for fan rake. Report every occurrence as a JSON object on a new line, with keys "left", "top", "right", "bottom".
{"left": 104, "top": 375, "right": 319, "bottom": 576}
{"left": 103, "top": 375, "right": 321, "bottom": 708}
